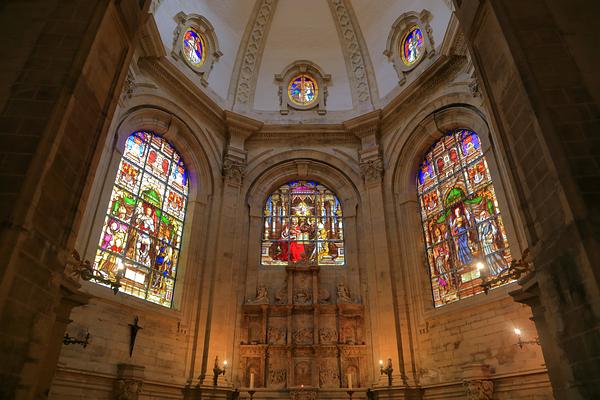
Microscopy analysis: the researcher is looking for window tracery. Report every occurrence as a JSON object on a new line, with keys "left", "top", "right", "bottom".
{"left": 261, "top": 180, "right": 344, "bottom": 266}
{"left": 93, "top": 131, "right": 189, "bottom": 307}
{"left": 417, "top": 129, "right": 512, "bottom": 307}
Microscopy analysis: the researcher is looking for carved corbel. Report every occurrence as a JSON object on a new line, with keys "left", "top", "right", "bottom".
{"left": 222, "top": 112, "right": 262, "bottom": 186}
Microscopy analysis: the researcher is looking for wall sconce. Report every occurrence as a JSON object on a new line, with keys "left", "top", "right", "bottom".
{"left": 379, "top": 358, "right": 393, "bottom": 386}
{"left": 514, "top": 328, "right": 540, "bottom": 349}
{"left": 480, "top": 250, "right": 532, "bottom": 294}
{"left": 63, "top": 331, "right": 90, "bottom": 348}
{"left": 69, "top": 250, "right": 123, "bottom": 294}
{"left": 212, "top": 356, "right": 227, "bottom": 386}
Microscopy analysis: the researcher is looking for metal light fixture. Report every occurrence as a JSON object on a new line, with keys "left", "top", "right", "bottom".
{"left": 63, "top": 331, "right": 90, "bottom": 348}
{"left": 480, "top": 249, "right": 532, "bottom": 294}
{"left": 68, "top": 250, "right": 123, "bottom": 294}
{"left": 379, "top": 358, "right": 393, "bottom": 386}
{"left": 212, "top": 356, "right": 227, "bottom": 386}
{"left": 513, "top": 328, "right": 540, "bottom": 349}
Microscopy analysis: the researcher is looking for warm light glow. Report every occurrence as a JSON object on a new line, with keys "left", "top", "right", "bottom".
{"left": 379, "top": 359, "right": 384, "bottom": 365}
{"left": 514, "top": 328, "right": 521, "bottom": 336}
{"left": 476, "top": 262, "right": 485, "bottom": 270}
{"left": 223, "top": 360, "right": 228, "bottom": 366}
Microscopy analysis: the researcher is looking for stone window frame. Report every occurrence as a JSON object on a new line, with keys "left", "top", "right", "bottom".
{"left": 389, "top": 105, "right": 527, "bottom": 316}
{"left": 384, "top": 10, "right": 435, "bottom": 86}
{"left": 171, "top": 12, "right": 222, "bottom": 85}
{"left": 76, "top": 107, "right": 213, "bottom": 313}
{"left": 275, "top": 60, "right": 331, "bottom": 115}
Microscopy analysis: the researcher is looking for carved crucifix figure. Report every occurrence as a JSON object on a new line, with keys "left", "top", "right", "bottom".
{"left": 128, "top": 316, "right": 143, "bottom": 357}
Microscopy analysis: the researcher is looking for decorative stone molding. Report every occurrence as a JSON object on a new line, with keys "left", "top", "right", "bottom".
{"left": 114, "top": 364, "right": 144, "bottom": 400}
{"left": 275, "top": 60, "right": 331, "bottom": 115}
{"left": 171, "top": 12, "right": 222, "bottom": 84}
{"left": 223, "top": 111, "right": 262, "bottom": 186}
{"left": 384, "top": 10, "right": 435, "bottom": 85}
{"left": 290, "top": 388, "right": 317, "bottom": 400}
{"left": 327, "top": 0, "right": 377, "bottom": 110}
{"left": 231, "top": 0, "right": 278, "bottom": 109}
{"left": 463, "top": 380, "right": 494, "bottom": 400}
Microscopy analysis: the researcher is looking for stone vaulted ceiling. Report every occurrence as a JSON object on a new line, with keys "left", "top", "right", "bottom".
{"left": 152, "top": 0, "right": 453, "bottom": 122}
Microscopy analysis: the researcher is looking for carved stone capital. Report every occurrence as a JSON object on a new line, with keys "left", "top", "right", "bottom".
{"left": 360, "top": 157, "right": 384, "bottom": 183}
{"left": 222, "top": 156, "right": 246, "bottom": 185}
{"left": 114, "top": 364, "right": 144, "bottom": 400}
{"left": 463, "top": 379, "right": 494, "bottom": 400}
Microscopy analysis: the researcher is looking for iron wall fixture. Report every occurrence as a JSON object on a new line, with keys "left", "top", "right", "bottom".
{"left": 69, "top": 250, "right": 123, "bottom": 294}
{"left": 212, "top": 356, "right": 227, "bottom": 386}
{"left": 63, "top": 332, "right": 90, "bottom": 348}
{"left": 480, "top": 249, "right": 532, "bottom": 294}
{"left": 379, "top": 358, "right": 393, "bottom": 386}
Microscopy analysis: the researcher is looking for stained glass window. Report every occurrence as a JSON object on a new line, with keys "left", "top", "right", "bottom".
{"left": 288, "top": 74, "right": 318, "bottom": 107}
{"left": 417, "top": 129, "right": 512, "bottom": 307}
{"left": 401, "top": 26, "right": 424, "bottom": 66}
{"left": 182, "top": 27, "right": 207, "bottom": 67}
{"left": 93, "top": 131, "right": 189, "bottom": 307}
{"left": 261, "top": 181, "right": 344, "bottom": 266}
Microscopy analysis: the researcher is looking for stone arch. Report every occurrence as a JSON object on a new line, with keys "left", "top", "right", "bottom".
{"left": 76, "top": 103, "right": 218, "bottom": 310}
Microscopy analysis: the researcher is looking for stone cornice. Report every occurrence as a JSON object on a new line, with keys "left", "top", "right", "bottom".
{"left": 344, "top": 110, "right": 382, "bottom": 140}
{"left": 138, "top": 57, "right": 225, "bottom": 134}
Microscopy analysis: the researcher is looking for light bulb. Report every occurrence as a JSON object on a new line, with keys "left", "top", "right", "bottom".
{"left": 379, "top": 360, "right": 384, "bottom": 365}
{"left": 223, "top": 360, "right": 228, "bottom": 366}
{"left": 514, "top": 328, "right": 521, "bottom": 336}
{"left": 476, "top": 262, "right": 484, "bottom": 270}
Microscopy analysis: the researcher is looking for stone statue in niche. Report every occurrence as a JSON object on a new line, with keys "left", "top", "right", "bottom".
{"left": 294, "top": 287, "right": 312, "bottom": 304}
{"left": 318, "top": 328, "right": 337, "bottom": 344}
{"left": 341, "top": 323, "right": 356, "bottom": 344}
{"left": 275, "top": 282, "right": 288, "bottom": 304}
{"left": 269, "top": 368, "right": 287, "bottom": 388}
{"left": 336, "top": 282, "right": 352, "bottom": 303}
{"left": 318, "top": 287, "right": 330, "bottom": 304}
{"left": 293, "top": 328, "right": 313, "bottom": 345}
{"left": 295, "top": 360, "right": 311, "bottom": 386}
{"left": 268, "top": 327, "right": 287, "bottom": 344}
{"left": 247, "top": 285, "right": 269, "bottom": 304}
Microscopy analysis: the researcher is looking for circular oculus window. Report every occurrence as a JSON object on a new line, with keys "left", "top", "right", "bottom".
{"left": 182, "top": 28, "right": 207, "bottom": 67}
{"left": 401, "top": 26, "right": 425, "bottom": 66}
{"left": 288, "top": 74, "right": 319, "bottom": 107}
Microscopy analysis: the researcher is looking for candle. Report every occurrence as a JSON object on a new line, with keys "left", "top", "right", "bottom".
{"left": 347, "top": 373, "right": 353, "bottom": 389}
{"left": 250, "top": 372, "right": 254, "bottom": 389}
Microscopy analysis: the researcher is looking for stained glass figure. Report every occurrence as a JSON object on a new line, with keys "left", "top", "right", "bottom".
{"left": 288, "top": 74, "right": 318, "bottom": 107}
{"left": 401, "top": 26, "right": 424, "bottom": 66}
{"left": 262, "top": 181, "right": 344, "bottom": 266}
{"left": 182, "top": 28, "right": 206, "bottom": 67}
{"left": 417, "top": 129, "right": 512, "bottom": 307}
{"left": 93, "top": 131, "right": 189, "bottom": 307}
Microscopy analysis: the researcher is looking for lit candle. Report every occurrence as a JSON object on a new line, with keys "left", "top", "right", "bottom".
{"left": 476, "top": 262, "right": 484, "bottom": 270}
{"left": 250, "top": 372, "right": 254, "bottom": 389}
{"left": 347, "top": 373, "right": 353, "bottom": 389}
{"left": 379, "top": 360, "right": 384, "bottom": 366}
{"left": 224, "top": 360, "right": 228, "bottom": 367}
{"left": 514, "top": 328, "right": 521, "bottom": 336}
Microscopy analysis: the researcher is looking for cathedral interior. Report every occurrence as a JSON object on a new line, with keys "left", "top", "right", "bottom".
{"left": 0, "top": 0, "right": 599, "bottom": 399}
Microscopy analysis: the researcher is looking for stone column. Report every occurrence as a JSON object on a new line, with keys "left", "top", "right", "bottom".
{"left": 453, "top": 0, "right": 600, "bottom": 398}
{"left": 345, "top": 111, "right": 405, "bottom": 386}
{"left": 199, "top": 112, "right": 262, "bottom": 387}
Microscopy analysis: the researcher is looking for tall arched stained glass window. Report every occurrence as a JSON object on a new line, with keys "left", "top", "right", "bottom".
{"left": 93, "top": 131, "right": 189, "bottom": 307}
{"left": 417, "top": 129, "right": 512, "bottom": 307}
{"left": 261, "top": 180, "right": 344, "bottom": 266}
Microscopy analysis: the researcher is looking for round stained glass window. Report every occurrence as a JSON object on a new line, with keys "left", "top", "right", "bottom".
{"left": 182, "top": 28, "right": 207, "bottom": 67}
{"left": 401, "top": 26, "right": 424, "bottom": 66}
{"left": 288, "top": 74, "right": 318, "bottom": 107}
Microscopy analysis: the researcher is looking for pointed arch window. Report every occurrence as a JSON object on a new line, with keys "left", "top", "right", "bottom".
{"left": 261, "top": 180, "right": 344, "bottom": 266}
{"left": 417, "top": 129, "right": 512, "bottom": 307}
{"left": 93, "top": 131, "right": 189, "bottom": 307}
